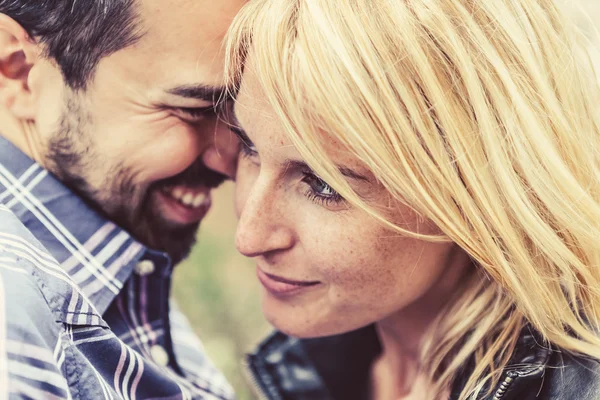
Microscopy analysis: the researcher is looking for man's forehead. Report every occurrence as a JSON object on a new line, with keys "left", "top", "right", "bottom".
{"left": 95, "top": 0, "right": 246, "bottom": 99}
{"left": 138, "top": 0, "right": 245, "bottom": 48}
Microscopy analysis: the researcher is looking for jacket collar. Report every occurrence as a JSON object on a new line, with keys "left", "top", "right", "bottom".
{"left": 450, "top": 327, "right": 551, "bottom": 399}
{"left": 247, "top": 325, "right": 380, "bottom": 400}
{"left": 0, "top": 137, "right": 169, "bottom": 315}
{"left": 248, "top": 325, "right": 552, "bottom": 400}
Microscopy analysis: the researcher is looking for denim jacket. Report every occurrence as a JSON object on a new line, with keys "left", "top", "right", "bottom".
{"left": 245, "top": 325, "right": 600, "bottom": 400}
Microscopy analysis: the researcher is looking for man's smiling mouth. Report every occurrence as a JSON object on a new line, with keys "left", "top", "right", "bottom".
{"left": 156, "top": 185, "right": 213, "bottom": 225}
{"left": 163, "top": 185, "right": 211, "bottom": 209}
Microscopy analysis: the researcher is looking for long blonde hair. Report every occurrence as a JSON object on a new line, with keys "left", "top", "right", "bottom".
{"left": 225, "top": 0, "right": 600, "bottom": 398}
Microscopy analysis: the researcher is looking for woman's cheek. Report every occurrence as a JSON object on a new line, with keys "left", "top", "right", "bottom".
{"left": 300, "top": 229, "right": 358, "bottom": 279}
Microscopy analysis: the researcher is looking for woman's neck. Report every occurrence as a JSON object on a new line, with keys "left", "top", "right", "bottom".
{"left": 370, "top": 247, "right": 472, "bottom": 400}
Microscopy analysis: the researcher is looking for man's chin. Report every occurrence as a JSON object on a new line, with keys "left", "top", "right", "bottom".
{"left": 117, "top": 186, "right": 212, "bottom": 264}
{"left": 127, "top": 211, "right": 203, "bottom": 265}
{"left": 142, "top": 222, "right": 200, "bottom": 264}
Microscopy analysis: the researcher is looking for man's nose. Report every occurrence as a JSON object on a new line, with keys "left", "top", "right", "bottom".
{"left": 201, "top": 120, "right": 239, "bottom": 179}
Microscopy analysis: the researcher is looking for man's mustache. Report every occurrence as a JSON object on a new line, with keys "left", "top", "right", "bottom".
{"left": 160, "top": 158, "right": 228, "bottom": 189}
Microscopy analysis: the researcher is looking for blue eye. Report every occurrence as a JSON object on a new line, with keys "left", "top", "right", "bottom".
{"left": 302, "top": 173, "right": 343, "bottom": 205}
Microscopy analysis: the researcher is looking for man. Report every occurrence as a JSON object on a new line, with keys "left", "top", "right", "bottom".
{"left": 0, "top": 0, "right": 244, "bottom": 398}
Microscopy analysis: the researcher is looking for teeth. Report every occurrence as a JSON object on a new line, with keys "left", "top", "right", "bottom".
{"left": 192, "top": 193, "right": 207, "bottom": 207}
{"left": 181, "top": 193, "right": 194, "bottom": 206}
{"left": 166, "top": 187, "right": 209, "bottom": 209}
{"left": 172, "top": 188, "right": 184, "bottom": 200}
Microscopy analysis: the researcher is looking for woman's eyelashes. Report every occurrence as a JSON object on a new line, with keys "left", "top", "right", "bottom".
{"left": 301, "top": 173, "right": 344, "bottom": 206}
{"left": 239, "top": 139, "right": 258, "bottom": 158}
{"left": 233, "top": 126, "right": 344, "bottom": 207}
{"left": 229, "top": 126, "right": 258, "bottom": 159}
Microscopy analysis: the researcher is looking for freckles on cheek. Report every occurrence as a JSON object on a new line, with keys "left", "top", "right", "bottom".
{"left": 330, "top": 235, "right": 402, "bottom": 291}
{"left": 301, "top": 216, "right": 397, "bottom": 293}
{"left": 318, "top": 238, "right": 372, "bottom": 288}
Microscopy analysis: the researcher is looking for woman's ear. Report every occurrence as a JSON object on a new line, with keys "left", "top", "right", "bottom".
{"left": 0, "top": 14, "right": 42, "bottom": 120}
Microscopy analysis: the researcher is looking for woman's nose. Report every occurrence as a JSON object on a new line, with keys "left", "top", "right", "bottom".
{"left": 235, "top": 176, "right": 295, "bottom": 258}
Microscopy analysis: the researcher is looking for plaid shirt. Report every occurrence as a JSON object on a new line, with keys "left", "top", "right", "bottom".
{"left": 0, "top": 137, "right": 235, "bottom": 400}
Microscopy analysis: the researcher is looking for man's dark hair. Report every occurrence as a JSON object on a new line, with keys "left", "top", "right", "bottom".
{"left": 0, "top": 0, "right": 142, "bottom": 90}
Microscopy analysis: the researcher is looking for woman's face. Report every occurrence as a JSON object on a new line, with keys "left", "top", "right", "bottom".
{"left": 233, "top": 64, "right": 470, "bottom": 338}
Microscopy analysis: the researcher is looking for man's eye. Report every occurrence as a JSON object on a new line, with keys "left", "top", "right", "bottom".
{"left": 172, "top": 106, "right": 215, "bottom": 121}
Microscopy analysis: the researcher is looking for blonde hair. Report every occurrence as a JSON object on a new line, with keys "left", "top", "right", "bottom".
{"left": 225, "top": 0, "right": 600, "bottom": 398}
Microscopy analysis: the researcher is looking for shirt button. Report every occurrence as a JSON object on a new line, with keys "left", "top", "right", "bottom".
{"left": 150, "top": 345, "right": 169, "bottom": 367}
{"left": 134, "top": 260, "right": 155, "bottom": 276}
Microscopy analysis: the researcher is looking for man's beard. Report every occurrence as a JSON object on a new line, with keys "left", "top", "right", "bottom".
{"left": 45, "top": 93, "right": 226, "bottom": 264}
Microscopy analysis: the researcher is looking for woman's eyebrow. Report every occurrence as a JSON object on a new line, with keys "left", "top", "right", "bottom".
{"left": 285, "top": 160, "right": 371, "bottom": 183}
{"left": 229, "top": 106, "right": 370, "bottom": 183}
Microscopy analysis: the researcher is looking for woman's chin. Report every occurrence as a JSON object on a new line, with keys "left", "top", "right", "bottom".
{"left": 262, "top": 303, "right": 323, "bottom": 338}
{"left": 262, "top": 299, "right": 368, "bottom": 339}
{"left": 270, "top": 321, "right": 342, "bottom": 339}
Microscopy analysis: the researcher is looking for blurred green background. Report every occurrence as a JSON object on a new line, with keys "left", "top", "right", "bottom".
{"left": 172, "top": 1, "right": 599, "bottom": 398}
{"left": 173, "top": 183, "right": 268, "bottom": 399}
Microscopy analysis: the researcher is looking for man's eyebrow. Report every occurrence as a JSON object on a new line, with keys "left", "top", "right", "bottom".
{"left": 167, "top": 84, "right": 227, "bottom": 103}
{"left": 286, "top": 160, "right": 370, "bottom": 183}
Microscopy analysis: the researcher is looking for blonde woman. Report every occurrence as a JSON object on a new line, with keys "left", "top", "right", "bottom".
{"left": 224, "top": 0, "right": 600, "bottom": 399}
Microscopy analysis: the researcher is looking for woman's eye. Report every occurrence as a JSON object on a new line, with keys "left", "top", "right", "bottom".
{"left": 310, "top": 176, "right": 335, "bottom": 196}
{"left": 229, "top": 126, "right": 259, "bottom": 159}
{"left": 239, "top": 139, "right": 258, "bottom": 158}
{"left": 302, "top": 173, "right": 344, "bottom": 205}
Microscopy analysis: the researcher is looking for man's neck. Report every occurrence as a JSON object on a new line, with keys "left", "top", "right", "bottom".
{"left": 0, "top": 106, "right": 44, "bottom": 166}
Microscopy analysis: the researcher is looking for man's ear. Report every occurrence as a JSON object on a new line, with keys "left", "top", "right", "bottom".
{"left": 0, "top": 14, "right": 42, "bottom": 120}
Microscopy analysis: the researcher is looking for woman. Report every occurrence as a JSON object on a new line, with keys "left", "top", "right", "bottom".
{"left": 225, "top": 0, "right": 600, "bottom": 398}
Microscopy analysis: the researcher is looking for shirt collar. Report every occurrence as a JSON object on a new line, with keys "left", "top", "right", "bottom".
{"left": 0, "top": 136, "right": 171, "bottom": 314}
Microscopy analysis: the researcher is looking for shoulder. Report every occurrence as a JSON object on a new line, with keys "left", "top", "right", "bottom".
{"left": 0, "top": 206, "right": 68, "bottom": 338}
{"left": 0, "top": 207, "right": 72, "bottom": 394}
{"left": 541, "top": 351, "right": 600, "bottom": 400}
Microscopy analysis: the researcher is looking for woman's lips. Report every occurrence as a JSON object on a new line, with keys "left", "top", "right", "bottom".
{"left": 256, "top": 267, "right": 321, "bottom": 297}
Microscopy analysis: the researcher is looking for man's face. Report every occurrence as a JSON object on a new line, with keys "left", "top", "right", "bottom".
{"left": 27, "top": 0, "right": 244, "bottom": 263}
